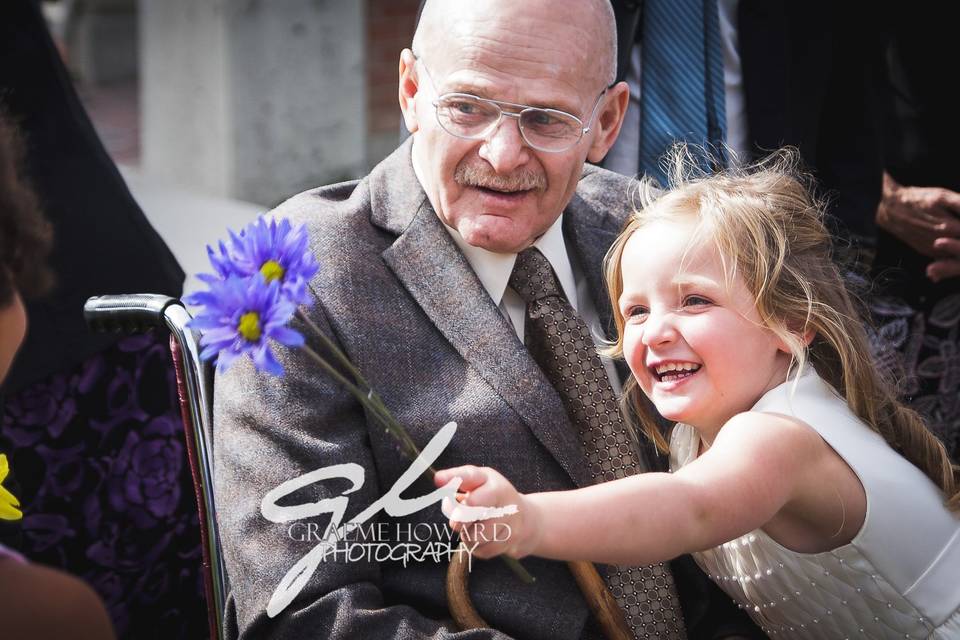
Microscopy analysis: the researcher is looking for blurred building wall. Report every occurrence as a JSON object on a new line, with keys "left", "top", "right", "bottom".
{"left": 139, "top": 0, "right": 368, "bottom": 207}
{"left": 365, "top": 0, "right": 419, "bottom": 167}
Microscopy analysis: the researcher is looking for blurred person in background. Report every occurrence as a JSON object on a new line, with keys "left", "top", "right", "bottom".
{"left": 870, "top": 8, "right": 960, "bottom": 462}
{"left": 1, "top": 110, "right": 115, "bottom": 640}
{"left": 606, "top": 0, "right": 885, "bottom": 268}
{"left": 1, "top": 1, "right": 204, "bottom": 637}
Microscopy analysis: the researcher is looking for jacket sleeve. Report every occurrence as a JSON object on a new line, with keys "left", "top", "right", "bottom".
{"left": 213, "top": 303, "right": 517, "bottom": 639}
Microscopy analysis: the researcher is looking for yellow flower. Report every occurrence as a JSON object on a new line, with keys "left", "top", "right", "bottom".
{"left": 0, "top": 453, "right": 23, "bottom": 521}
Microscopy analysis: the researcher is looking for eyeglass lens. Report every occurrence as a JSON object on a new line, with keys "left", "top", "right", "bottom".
{"left": 435, "top": 95, "right": 582, "bottom": 151}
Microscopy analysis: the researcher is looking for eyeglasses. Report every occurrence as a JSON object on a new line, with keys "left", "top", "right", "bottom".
{"left": 417, "top": 61, "right": 608, "bottom": 153}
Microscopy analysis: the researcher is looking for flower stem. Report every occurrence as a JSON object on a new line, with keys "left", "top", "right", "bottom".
{"left": 298, "top": 344, "right": 423, "bottom": 464}
{"left": 298, "top": 307, "right": 369, "bottom": 389}
{"left": 295, "top": 307, "right": 534, "bottom": 584}
{"left": 296, "top": 310, "right": 424, "bottom": 467}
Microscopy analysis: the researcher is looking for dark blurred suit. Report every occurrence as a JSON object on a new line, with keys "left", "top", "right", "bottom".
{"left": 0, "top": 0, "right": 183, "bottom": 394}
{"left": 0, "top": 3, "right": 202, "bottom": 638}
{"left": 609, "top": 0, "right": 884, "bottom": 248}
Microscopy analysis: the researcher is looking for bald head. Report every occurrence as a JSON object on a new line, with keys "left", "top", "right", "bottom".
{"left": 412, "top": 0, "right": 617, "bottom": 87}
{"left": 399, "top": 0, "right": 630, "bottom": 254}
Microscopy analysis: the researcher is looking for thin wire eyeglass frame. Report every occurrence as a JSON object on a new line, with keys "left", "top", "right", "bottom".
{"left": 416, "top": 59, "right": 610, "bottom": 153}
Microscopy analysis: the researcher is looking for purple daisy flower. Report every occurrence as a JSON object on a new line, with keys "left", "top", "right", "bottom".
{"left": 200, "top": 217, "right": 318, "bottom": 306}
{"left": 184, "top": 275, "right": 304, "bottom": 376}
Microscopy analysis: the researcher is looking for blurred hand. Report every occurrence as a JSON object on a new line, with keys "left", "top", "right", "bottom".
{"left": 927, "top": 237, "right": 960, "bottom": 282}
{"left": 876, "top": 173, "right": 960, "bottom": 267}
{"left": 435, "top": 465, "right": 541, "bottom": 560}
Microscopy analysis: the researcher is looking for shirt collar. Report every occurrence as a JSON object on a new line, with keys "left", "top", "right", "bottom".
{"left": 442, "top": 214, "right": 580, "bottom": 312}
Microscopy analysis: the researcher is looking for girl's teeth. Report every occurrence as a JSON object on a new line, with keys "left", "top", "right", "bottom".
{"left": 661, "top": 370, "right": 697, "bottom": 382}
{"left": 655, "top": 363, "right": 701, "bottom": 378}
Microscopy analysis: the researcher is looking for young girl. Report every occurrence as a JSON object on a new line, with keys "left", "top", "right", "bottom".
{"left": 436, "top": 148, "right": 960, "bottom": 639}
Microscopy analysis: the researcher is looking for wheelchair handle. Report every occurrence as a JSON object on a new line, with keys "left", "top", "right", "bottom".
{"left": 84, "top": 294, "right": 183, "bottom": 334}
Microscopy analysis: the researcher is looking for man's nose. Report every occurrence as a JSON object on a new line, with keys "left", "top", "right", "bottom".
{"left": 640, "top": 309, "right": 678, "bottom": 347}
{"left": 477, "top": 115, "right": 531, "bottom": 174}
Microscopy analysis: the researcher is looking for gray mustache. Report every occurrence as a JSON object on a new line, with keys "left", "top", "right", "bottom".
{"left": 455, "top": 163, "right": 547, "bottom": 192}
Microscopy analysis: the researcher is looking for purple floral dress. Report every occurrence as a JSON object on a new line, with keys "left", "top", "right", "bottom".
{"left": 0, "top": 334, "right": 206, "bottom": 638}
{"left": 870, "top": 290, "right": 960, "bottom": 461}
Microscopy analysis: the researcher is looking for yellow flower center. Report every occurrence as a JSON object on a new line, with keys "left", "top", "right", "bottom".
{"left": 260, "top": 260, "right": 285, "bottom": 283}
{"left": 238, "top": 312, "right": 262, "bottom": 342}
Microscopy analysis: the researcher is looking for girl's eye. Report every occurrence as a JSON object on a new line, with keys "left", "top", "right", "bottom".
{"left": 625, "top": 306, "right": 649, "bottom": 320}
{"left": 683, "top": 295, "right": 712, "bottom": 307}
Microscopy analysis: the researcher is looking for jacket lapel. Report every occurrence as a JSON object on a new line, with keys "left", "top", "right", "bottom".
{"left": 563, "top": 189, "right": 635, "bottom": 397}
{"left": 564, "top": 193, "right": 621, "bottom": 340}
{"left": 372, "top": 143, "right": 591, "bottom": 487}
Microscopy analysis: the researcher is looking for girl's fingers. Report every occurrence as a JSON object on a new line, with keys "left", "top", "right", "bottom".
{"left": 459, "top": 530, "right": 507, "bottom": 560}
{"left": 435, "top": 465, "right": 487, "bottom": 490}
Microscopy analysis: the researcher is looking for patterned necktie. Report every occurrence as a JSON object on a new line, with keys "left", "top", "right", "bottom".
{"left": 639, "top": 0, "right": 726, "bottom": 184}
{"left": 509, "top": 248, "right": 686, "bottom": 640}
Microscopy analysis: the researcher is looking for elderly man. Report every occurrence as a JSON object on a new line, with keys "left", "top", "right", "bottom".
{"left": 215, "top": 1, "right": 758, "bottom": 638}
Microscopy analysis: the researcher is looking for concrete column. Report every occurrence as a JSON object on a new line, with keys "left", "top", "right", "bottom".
{"left": 67, "top": 0, "right": 140, "bottom": 84}
{"left": 139, "top": 0, "right": 366, "bottom": 206}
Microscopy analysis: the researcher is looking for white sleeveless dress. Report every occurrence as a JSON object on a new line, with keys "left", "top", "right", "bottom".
{"left": 669, "top": 371, "right": 960, "bottom": 639}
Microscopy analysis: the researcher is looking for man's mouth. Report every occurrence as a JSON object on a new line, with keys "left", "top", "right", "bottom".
{"left": 650, "top": 362, "right": 702, "bottom": 382}
{"left": 471, "top": 185, "right": 535, "bottom": 204}
{"left": 476, "top": 185, "right": 529, "bottom": 196}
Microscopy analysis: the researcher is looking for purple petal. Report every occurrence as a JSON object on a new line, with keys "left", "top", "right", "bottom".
{"left": 216, "top": 349, "right": 241, "bottom": 372}
{"left": 252, "top": 344, "right": 283, "bottom": 376}
{"left": 271, "top": 326, "right": 305, "bottom": 347}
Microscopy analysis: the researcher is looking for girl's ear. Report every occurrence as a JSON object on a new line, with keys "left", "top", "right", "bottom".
{"left": 774, "top": 328, "right": 814, "bottom": 354}
{"left": 775, "top": 336, "right": 792, "bottom": 354}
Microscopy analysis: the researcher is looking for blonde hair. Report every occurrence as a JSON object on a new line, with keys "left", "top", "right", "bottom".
{"left": 603, "top": 145, "right": 960, "bottom": 510}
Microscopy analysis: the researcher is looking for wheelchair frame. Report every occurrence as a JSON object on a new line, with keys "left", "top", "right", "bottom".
{"left": 83, "top": 294, "right": 629, "bottom": 640}
{"left": 85, "top": 294, "right": 225, "bottom": 640}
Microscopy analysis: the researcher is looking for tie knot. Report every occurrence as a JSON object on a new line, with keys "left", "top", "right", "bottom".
{"left": 508, "top": 248, "right": 564, "bottom": 304}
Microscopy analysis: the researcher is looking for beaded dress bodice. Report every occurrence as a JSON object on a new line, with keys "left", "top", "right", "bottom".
{"left": 669, "top": 372, "right": 960, "bottom": 639}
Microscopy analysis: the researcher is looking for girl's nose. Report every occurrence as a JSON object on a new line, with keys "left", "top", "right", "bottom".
{"left": 640, "top": 309, "right": 679, "bottom": 347}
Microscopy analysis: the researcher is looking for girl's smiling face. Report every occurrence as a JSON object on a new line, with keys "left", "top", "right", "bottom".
{"left": 618, "top": 218, "right": 793, "bottom": 434}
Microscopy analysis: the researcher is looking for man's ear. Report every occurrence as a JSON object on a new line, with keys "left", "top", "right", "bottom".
{"left": 586, "top": 81, "right": 630, "bottom": 164}
{"left": 398, "top": 49, "right": 420, "bottom": 135}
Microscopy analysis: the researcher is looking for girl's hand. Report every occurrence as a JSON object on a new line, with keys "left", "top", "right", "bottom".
{"left": 434, "top": 465, "right": 542, "bottom": 560}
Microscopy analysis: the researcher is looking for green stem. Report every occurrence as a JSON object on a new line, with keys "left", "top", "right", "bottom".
{"left": 298, "top": 345, "right": 420, "bottom": 462}
{"left": 296, "top": 307, "right": 534, "bottom": 584}
{"left": 296, "top": 310, "right": 423, "bottom": 464}
{"left": 298, "top": 308, "right": 369, "bottom": 389}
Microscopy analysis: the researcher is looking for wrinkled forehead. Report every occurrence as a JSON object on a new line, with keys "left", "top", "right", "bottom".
{"left": 417, "top": 2, "right": 608, "bottom": 109}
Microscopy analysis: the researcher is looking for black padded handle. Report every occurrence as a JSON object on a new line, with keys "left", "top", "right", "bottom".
{"left": 84, "top": 294, "right": 182, "bottom": 335}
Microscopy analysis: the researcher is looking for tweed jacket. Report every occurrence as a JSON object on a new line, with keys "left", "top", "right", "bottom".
{"left": 214, "top": 140, "right": 737, "bottom": 639}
